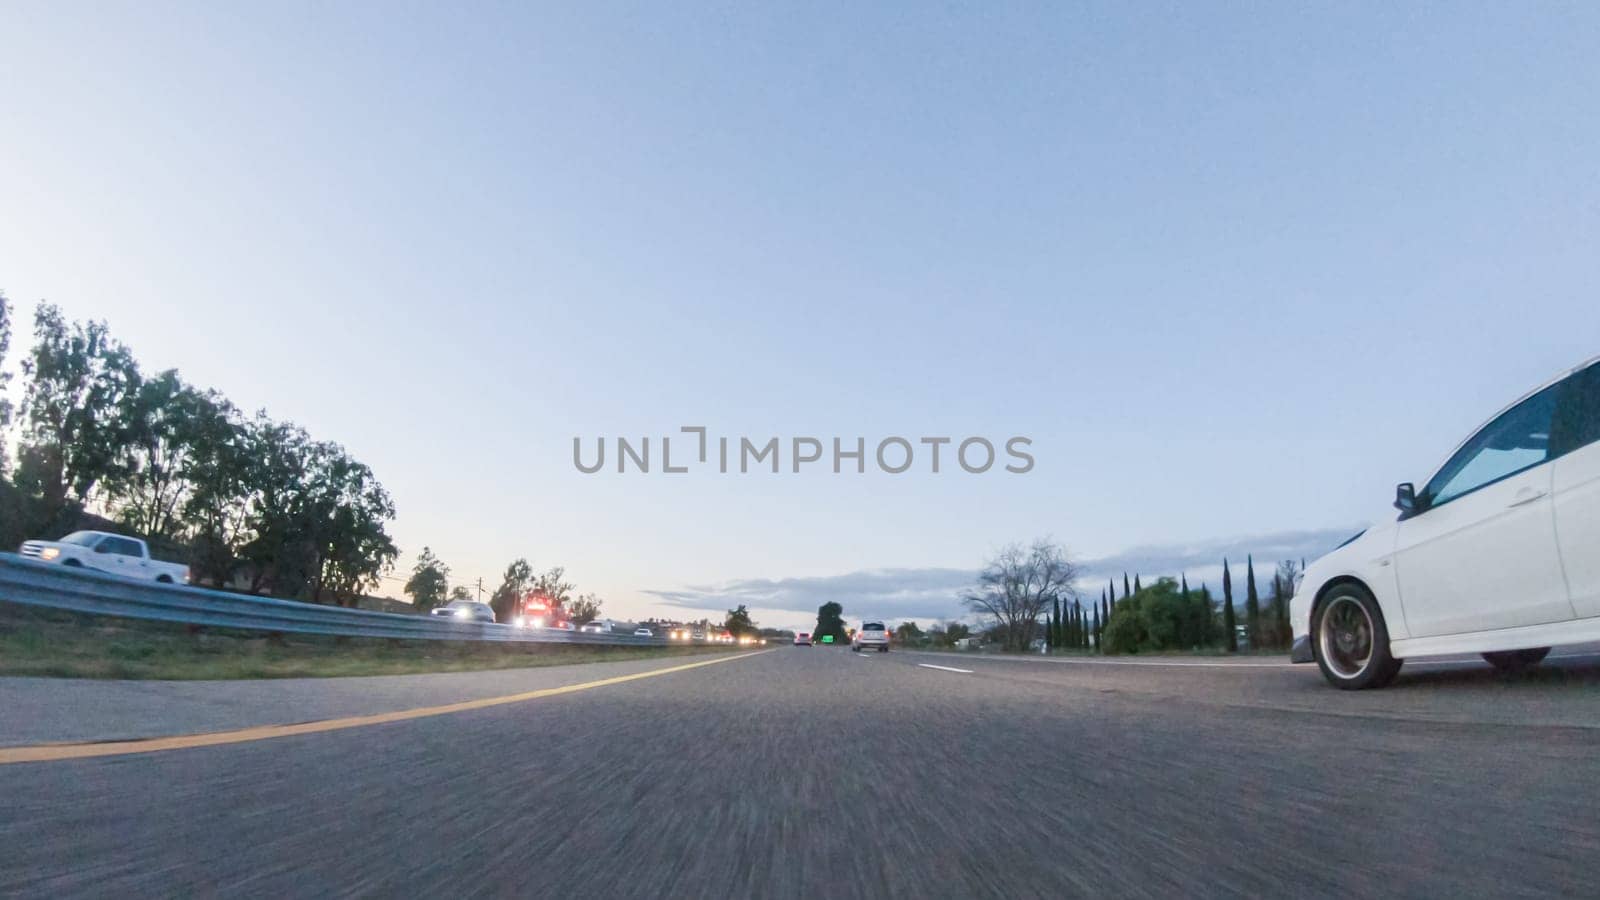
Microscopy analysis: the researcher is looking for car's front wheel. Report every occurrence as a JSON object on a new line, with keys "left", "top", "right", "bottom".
{"left": 1483, "top": 647, "right": 1550, "bottom": 672}
{"left": 1312, "top": 583, "right": 1403, "bottom": 690}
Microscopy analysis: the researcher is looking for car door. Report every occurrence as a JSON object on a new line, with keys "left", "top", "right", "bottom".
{"left": 1552, "top": 361, "right": 1600, "bottom": 618}
{"left": 91, "top": 537, "right": 128, "bottom": 576}
{"left": 1392, "top": 380, "right": 1573, "bottom": 638}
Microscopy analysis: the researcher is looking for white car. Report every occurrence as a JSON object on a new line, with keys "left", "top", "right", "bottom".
{"left": 853, "top": 621, "right": 890, "bottom": 652}
{"left": 633, "top": 628, "right": 653, "bottom": 637}
{"left": 1292, "top": 356, "right": 1600, "bottom": 689}
{"left": 579, "top": 622, "right": 605, "bottom": 634}
{"left": 19, "top": 531, "right": 190, "bottom": 584}
{"left": 430, "top": 600, "right": 496, "bottom": 624}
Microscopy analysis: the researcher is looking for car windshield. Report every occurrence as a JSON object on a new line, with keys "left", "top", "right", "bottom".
{"left": 57, "top": 532, "right": 102, "bottom": 547}
{"left": 863, "top": 623, "right": 885, "bottom": 631}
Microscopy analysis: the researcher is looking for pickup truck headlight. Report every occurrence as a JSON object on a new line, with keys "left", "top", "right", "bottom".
{"left": 39, "top": 548, "right": 60, "bottom": 561}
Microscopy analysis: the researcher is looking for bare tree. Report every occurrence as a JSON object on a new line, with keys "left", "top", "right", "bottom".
{"left": 963, "top": 539, "right": 1080, "bottom": 651}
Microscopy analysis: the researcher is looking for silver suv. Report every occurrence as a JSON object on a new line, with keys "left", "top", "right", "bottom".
{"left": 853, "top": 621, "right": 890, "bottom": 652}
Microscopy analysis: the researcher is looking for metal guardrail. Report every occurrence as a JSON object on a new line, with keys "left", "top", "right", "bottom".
{"left": 0, "top": 553, "right": 670, "bottom": 646}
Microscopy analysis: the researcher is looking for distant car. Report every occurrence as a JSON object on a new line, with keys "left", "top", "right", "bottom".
{"left": 431, "top": 600, "right": 496, "bottom": 624}
{"left": 1292, "top": 355, "right": 1600, "bottom": 689}
{"left": 579, "top": 622, "right": 604, "bottom": 634}
{"left": 794, "top": 632, "right": 812, "bottom": 646}
{"left": 19, "top": 531, "right": 190, "bottom": 584}
{"left": 554, "top": 621, "right": 576, "bottom": 631}
{"left": 634, "top": 628, "right": 653, "bottom": 637}
{"left": 853, "top": 621, "right": 890, "bottom": 653}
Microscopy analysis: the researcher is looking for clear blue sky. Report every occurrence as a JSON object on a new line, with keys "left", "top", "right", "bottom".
{"left": 2, "top": 3, "right": 1596, "bottom": 628}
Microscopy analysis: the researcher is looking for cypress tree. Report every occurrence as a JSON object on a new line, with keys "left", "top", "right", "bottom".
{"left": 1101, "top": 590, "right": 1110, "bottom": 634}
{"left": 1180, "top": 574, "right": 1192, "bottom": 647}
{"left": 1223, "top": 559, "right": 1238, "bottom": 652}
{"left": 1199, "top": 583, "right": 1214, "bottom": 646}
{"left": 1133, "top": 574, "right": 1142, "bottom": 594}
{"left": 1245, "top": 555, "right": 1261, "bottom": 650}
{"left": 1092, "top": 605, "right": 1101, "bottom": 651}
{"left": 1275, "top": 573, "right": 1291, "bottom": 649}
{"left": 1123, "top": 572, "right": 1132, "bottom": 599}
{"left": 1048, "top": 597, "right": 1059, "bottom": 649}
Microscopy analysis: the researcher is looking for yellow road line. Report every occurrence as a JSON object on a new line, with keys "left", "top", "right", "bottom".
{"left": 1, "top": 649, "right": 771, "bottom": 765}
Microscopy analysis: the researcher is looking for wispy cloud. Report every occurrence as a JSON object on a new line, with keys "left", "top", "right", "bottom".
{"left": 642, "top": 525, "right": 1359, "bottom": 626}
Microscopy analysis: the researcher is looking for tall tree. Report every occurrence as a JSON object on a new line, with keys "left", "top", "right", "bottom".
{"left": 1123, "top": 572, "right": 1131, "bottom": 600}
{"left": 1133, "top": 574, "right": 1142, "bottom": 594}
{"left": 962, "top": 539, "right": 1081, "bottom": 652}
{"left": 567, "top": 592, "right": 603, "bottom": 625}
{"left": 1179, "top": 574, "right": 1193, "bottom": 647}
{"left": 298, "top": 440, "right": 397, "bottom": 606}
{"left": 532, "top": 567, "right": 575, "bottom": 617}
{"left": 1091, "top": 605, "right": 1101, "bottom": 651}
{"left": 1245, "top": 555, "right": 1261, "bottom": 650}
{"left": 1275, "top": 559, "right": 1302, "bottom": 649}
{"left": 726, "top": 598, "right": 755, "bottom": 634}
{"left": 0, "top": 291, "right": 13, "bottom": 472}
{"left": 403, "top": 547, "right": 450, "bottom": 612}
{"left": 14, "top": 303, "right": 142, "bottom": 526}
{"left": 107, "top": 370, "right": 211, "bottom": 538}
{"left": 1223, "top": 559, "right": 1238, "bottom": 652}
{"left": 178, "top": 393, "right": 250, "bottom": 587}
{"left": 814, "top": 601, "right": 849, "bottom": 643}
{"left": 489, "top": 558, "right": 536, "bottom": 622}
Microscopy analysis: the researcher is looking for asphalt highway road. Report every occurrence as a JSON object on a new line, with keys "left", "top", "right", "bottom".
{"left": 3, "top": 647, "right": 1599, "bottom": 898}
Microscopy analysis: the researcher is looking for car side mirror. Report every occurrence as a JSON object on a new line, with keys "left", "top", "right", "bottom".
{"left": 1394, "top": 482, "right": 1418, "bottom": 514}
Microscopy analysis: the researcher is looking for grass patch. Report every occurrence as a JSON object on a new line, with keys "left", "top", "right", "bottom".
{"left": 0, "top": 602, "right": 743, "bottom": 680}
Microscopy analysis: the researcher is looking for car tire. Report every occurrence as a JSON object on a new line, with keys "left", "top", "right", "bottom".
{"left": 62, "top": 559, "right": 83, "bottom": 568}
{"left": 1311, "top": 582, "right": 1403, "bottom": 690}
{"left": 852, "top": 645, "right": 861, "bottom": 652}
{"left": 1482, "top": 647, "right": 1551, "bottom": 673}
{"left": 879, "top": 646, "right": 888, "bottom": 653}
{"left": 156, "top": 575, "right": 173, "bottom": 584}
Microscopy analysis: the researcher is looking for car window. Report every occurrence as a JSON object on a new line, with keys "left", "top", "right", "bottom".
{"left": 60, "top": 532, "right": 100, "bottom": 546}
{"left": 1425, "top": 383, "right": 1559, "bottom": 506}
{"left": 863, "top": 623, "right": 885, "bottom": 631}
{"left": 95, "top": 537, "right": 140, "bottom": 556}
{"left": 1551, "top": 362, "right": 1600, "bottom": 457}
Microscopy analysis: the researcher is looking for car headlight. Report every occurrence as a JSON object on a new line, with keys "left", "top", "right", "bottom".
{"left": 455, "top": 609, "right": 471, "bottom": 619}
{"left": 40, "top": 547, "right": 60, "bottom": 561}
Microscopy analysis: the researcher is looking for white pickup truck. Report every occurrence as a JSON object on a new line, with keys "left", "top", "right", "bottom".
{"left": 18, "top": 531, "right": 190, "bottom": 584}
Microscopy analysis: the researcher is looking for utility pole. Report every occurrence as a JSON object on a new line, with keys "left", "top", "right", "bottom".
{"left": 476, "top": 577, "right": 484, "bottom": 602}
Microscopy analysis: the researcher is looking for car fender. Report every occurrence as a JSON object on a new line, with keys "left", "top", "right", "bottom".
{"left": 1294, "top": 523, "right": 1408, "bottom": 645}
